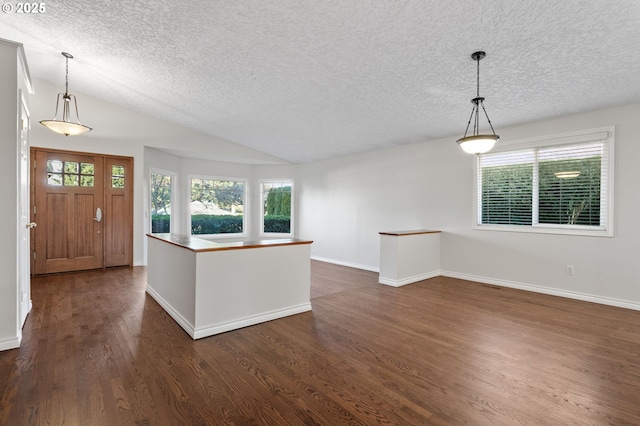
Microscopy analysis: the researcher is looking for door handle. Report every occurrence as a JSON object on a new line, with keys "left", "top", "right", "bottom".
{"left": 93, "top": 207, "right": 102, "bottom": 222}
{"left": 26, "top": 222, "right": 37, "bottom": 229}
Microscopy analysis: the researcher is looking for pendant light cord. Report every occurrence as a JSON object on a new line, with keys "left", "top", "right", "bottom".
{"left": 460, "top": 51, "right": 497, "bottom": 139}
{"left": 65, "top": 56, "right": 69, "bottom": 96}
{"left": 471, "top": 54, "right": 482, "bottom": 136}
{"left": 476, "top": 54, "right": 480, "bottom": 98}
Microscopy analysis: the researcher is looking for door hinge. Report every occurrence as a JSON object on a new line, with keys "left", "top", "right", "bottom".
{"left": 33, "top": 252, "right": 36, "bottom": 260}
{"left": 33, "top": 206, "right": 36, "bottom": 214}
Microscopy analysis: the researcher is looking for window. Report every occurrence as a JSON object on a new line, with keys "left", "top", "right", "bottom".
{"left": 475, "top": 127, "right": 614, "bottom": 236}
{"left": 47, "top": 160, "right": 94, "bottom": 187}
{"left": 111, "top": 165, "right": 125, "bottom": 188}
{"left": 260, "top": 180, "right": 293, "bottom": 236}
{"left": 190, "top": 177, "right": 246, "bottom": 236}
{"left": 150, "top": 170, "right": 174, "bottom": 233}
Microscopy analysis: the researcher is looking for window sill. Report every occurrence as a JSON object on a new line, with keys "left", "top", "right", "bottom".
{"left": 192, "top": 233, "right": 247, "bottom": 240}
{"left": 260, "top": 232, "right": 294, "bottom": 238}
{"left": 473, "top": 223, "right": 613, "bottom": 238}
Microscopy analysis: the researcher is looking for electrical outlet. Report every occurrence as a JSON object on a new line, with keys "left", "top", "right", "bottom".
{"left": 566, "top": 265, "right": 575, "bottom": 276}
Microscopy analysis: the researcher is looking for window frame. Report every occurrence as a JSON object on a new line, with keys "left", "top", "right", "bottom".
{"left": 259, "top": 179, "right": 294, "bottom": 238}
{"left": 189, "top": 174, "right": 248, "bottom": 238}
{"left": 473, "top": 126, "right": 615, "bottom": 237}
{"left": 149, "top": 168, "right": 176, "bottom": 234}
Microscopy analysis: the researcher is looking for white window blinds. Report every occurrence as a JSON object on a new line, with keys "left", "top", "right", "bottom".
{"left": 478, "top": 149, "right": 534, "bottom": 225}
{"left": 476, "top": 128, "right": 613, "bottom": 236}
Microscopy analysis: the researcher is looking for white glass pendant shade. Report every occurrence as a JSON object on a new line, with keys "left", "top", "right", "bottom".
{"left": 40, "top": 119, "right": 92, "bottom": 136}
{"left": 457, "top": 134, "right": 499, "bottom": 154}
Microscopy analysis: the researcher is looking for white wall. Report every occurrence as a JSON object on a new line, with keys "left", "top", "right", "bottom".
{"left": 298, "top": 139, "right": 455, "bottom": 270}
{"left": 0, "top": 40, "right": 26, "bottom": 350}
{"left": 298, "top": 103, "right": 640, "bottom": 309}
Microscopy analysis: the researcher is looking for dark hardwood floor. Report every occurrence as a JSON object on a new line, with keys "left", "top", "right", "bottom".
{"left": 2, "top": 261, "right": 640, "bottom": 425}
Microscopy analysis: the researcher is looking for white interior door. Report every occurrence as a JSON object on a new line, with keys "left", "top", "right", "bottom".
{"left": 18, "top": 92, "right": 31, "bottom": 327}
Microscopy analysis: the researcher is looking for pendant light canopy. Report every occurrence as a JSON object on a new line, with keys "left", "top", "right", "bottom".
{"left": 456, "top": 51, "right": 499, "bottom": 154}
{"left": 40, "top": 52, "right": 92, "bottom": 136}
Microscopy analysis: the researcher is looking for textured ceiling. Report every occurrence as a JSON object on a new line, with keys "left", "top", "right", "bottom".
{"left": 2, "top": 1, "right": 640, "bottom": 163}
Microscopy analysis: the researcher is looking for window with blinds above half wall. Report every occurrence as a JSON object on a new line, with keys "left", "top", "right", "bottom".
{"left": 474, "top": 127, "right": 614, "bottom": 237}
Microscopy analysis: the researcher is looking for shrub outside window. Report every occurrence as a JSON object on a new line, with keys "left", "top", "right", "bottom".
{"left": 475, "top": 127, "right": 614, "bottom": 236}
{"left": 190, "top": 177, "right": 247, "bottom": 236}
{"left": 260, "top": 180, "right": 293, "bottom": 236}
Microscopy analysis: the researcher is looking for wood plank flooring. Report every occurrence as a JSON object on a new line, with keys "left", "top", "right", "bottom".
{"left": 2, "top": 261, "right": 640, "bottom": 425}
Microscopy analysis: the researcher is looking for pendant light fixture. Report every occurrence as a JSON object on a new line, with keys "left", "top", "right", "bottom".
{"left": 40, "top": 52, "right": 92, "bottom": 136}
{"left": 456, "top": 51, "right": 499, "bottom": 154}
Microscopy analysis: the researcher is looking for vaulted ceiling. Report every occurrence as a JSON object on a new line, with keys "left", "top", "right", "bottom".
{"left": 2, "top": 1, "right": 640, "bottom": 163}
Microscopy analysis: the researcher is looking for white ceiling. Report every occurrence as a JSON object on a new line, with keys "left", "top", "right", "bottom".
{"left": 2, "top": 1, "right": 640, "bottom": 163}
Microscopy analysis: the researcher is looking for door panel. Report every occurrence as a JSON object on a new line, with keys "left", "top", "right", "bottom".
{"left": 75, "top": 193, "right": 97, "bottom": 257}
{"left": 33, "top": 150, "right": 104, "bottom": 274}
{"left": 110, "top": 195, "right": 125, "bottom": 253}
{"left": 45, "top": 193, "right": 68, "bottom": 259}
{"left": 104, "top": 157, "right": 132, "bottom": 267}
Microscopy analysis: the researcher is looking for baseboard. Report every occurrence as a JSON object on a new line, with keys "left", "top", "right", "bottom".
{"left": 133, "top": 260, "right": 146, "bottom": 267}
{"left": 193, "top": 303, "right": 312, "bottom": 339}
{"left": 441, "top": 270, "right": 640, "bottom": 312}
{"left": 145, "top": 285, "right": 196, "bottom": 338}
{"left": 310, "top": 258, "right": 640, "bottom": 311}
{"left": 311, "top": 256, "right": 379, "bottom": 272}
{"left": 147, "top": 284, "right": 312, "bottom": 340}
{"left": 379, "top": 270, "right": 442, "bottom": 287}
{"left": 0, "top": 335, "right": 21, "bottom": 352}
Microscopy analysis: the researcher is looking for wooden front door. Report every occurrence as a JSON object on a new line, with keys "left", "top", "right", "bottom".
{"left": 31, "top": 149, "right": 133, "bottom": 274}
